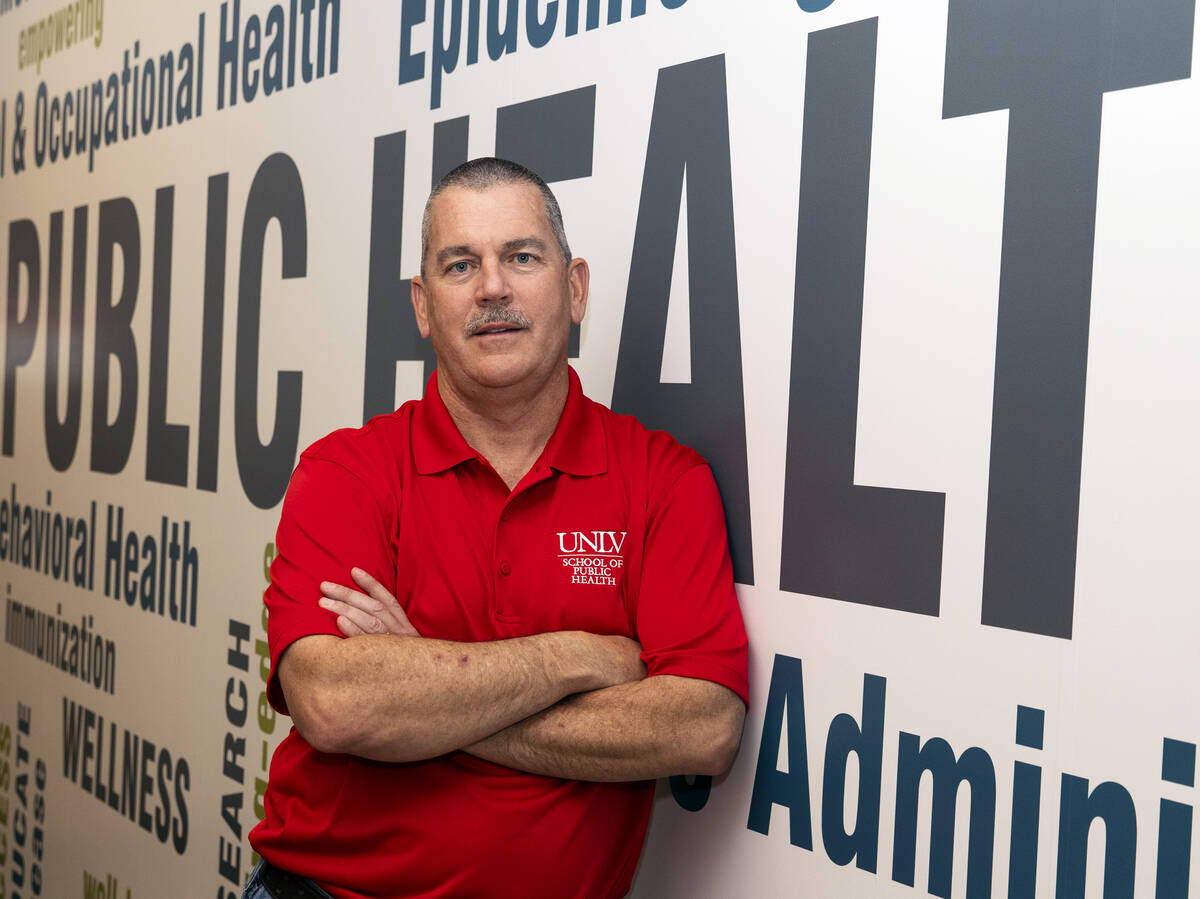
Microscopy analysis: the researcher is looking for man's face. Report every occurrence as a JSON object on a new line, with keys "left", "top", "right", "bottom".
{"left": 412, "top": 182, "right": 588, "bottom": 395}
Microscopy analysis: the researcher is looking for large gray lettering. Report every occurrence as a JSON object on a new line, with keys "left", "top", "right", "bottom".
{"left": 780, "top": 19, "right": 944, "bottom": 614}
{"left": 91, "top": 198, "right": 140, "bottom": 475}
{"left": 197, "top": 174, "right": 229, "bottom": 492}
{"left": 944, "top": 0, "right": 1195, "bottom": 638}
{"left": 4, "top": 220, "right": 40, "bottom": 458}
{"left": 235, "top": 153, "right": 306, "bottom": 509}
{"left": 146, "top": 186, "right": 189, "bottom": 486}
{"left": 612, "top": 55, "right": 754, "bottom": 585}
{"left": 44, "top": 208, "right": 86, "bottom": 471}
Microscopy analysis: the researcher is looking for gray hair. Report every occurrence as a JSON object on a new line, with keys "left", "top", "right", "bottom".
{"left": 420, "top": 157, "right": 572, "bottom": 276}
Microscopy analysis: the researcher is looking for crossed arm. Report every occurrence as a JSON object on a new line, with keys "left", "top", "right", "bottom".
{"left": 277, "top": 569, "right": 745, "bottom": 781}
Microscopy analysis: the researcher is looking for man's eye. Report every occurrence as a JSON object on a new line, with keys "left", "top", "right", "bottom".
{"left": 515, "top": 253, "right": 532, "bottom": 264}
{"left": 451, "top": 261, "right": 470, "bottom": 273}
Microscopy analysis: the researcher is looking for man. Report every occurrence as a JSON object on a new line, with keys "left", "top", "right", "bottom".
{"left": 245, "top": 158, "right": 749, "bottom": 899}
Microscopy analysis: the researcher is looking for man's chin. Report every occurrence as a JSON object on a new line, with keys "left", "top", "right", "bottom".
{"left": 461, "top": 357, "right": 562, "bottom": 392}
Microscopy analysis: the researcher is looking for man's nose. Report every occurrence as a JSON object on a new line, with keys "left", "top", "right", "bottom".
{"left": 476, "top": 256, "right": 509, "bottom": 303}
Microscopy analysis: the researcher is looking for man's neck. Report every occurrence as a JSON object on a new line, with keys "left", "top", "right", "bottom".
{"left": 437, "top": 365, "right": 570, "bottom": 490}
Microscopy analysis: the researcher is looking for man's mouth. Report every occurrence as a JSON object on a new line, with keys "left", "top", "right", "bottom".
{"left": 466, "top": 310, "right": 532, "bottom": 337}
{"left": 474, "top": 323, "right": 523, "bottom": 335}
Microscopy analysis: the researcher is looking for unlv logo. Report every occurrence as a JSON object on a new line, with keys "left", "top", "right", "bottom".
{"left": 556, "top": 531, "right": 627, "bottom": 586}
{"left": 557, "top": 531, "right": 627, "bottom": 555}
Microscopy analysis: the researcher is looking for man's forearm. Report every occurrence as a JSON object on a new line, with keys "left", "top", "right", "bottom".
{"left": 464, "top": 674, "right": 746, "bottom": 781}
{"left": 279, "top": 630, "right": 643, "bottom": 763}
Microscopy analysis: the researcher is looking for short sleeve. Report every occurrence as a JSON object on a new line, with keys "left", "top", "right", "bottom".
{"left": 265, "top": 453, "right": 397, "bottom": 713}
{"left": 635, "top": 464, "right": 749, "bottom": 706}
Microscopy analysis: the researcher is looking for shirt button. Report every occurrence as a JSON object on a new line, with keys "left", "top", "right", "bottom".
{"left": 499, "top": 560, "right": 512, "bottom": 576}
{"left": 500, "top": 510, "right": 511, "bottom": 522}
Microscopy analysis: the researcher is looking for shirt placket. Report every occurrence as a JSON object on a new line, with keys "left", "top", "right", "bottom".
{"left": 493, "top": 463, "right": 554, "bottom": 622}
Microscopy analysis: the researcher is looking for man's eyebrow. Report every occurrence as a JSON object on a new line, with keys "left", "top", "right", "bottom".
{"left": 500, "top": 237, "right": 547, "bottom": 255}
{"left": 435, "top": 244, "right": 474, "bottom": 266}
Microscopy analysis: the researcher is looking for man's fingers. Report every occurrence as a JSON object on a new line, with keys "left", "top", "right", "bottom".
{"left": 346, "top": 569, "right": 421, "bottom": 637}
{"left": 321, "top": 580, "right": 390, "bottom": 616}
{"left": 350, "top": 567, "right": 396, "bottom": 605}
{"left": 321, "top": 596, "right": 389, "bottom": 634}
{"left": 320, "top": 577, "right": 421, "bottom": 638}
{"left": 322, "top": 579, "right": 373, "bottom": 605}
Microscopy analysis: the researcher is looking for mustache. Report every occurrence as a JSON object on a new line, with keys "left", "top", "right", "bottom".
{"left": 464, "top": 306, "right": 532, "bottom": 337}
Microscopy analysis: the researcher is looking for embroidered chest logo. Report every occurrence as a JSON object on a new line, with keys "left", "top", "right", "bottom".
{"left": 556, "top": 531, "right": 627, "bottom": 586}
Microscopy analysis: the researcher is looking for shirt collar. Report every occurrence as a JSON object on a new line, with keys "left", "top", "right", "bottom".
{"left": 412, "top": 371, "right": 479, "bottom": 474}
{"left": 412, "top": 367, "right": 607, "bottom": 477}
{"left": 542, "top": 366, "right": 606, "bottom": 477}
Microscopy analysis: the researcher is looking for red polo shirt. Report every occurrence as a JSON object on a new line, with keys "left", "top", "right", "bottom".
{"left": 250, "top": 368, "right": 748, "bottom": 899}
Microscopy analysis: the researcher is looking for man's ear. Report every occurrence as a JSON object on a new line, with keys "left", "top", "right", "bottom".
{"left": 567, "top": 258, "right": 590, "bottom": 325}
{"left": 411, "top": 276, "right": 432, "bottom": 338}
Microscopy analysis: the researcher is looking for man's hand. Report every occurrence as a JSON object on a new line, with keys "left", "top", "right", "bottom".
{"left": 319, "top": 568, "right": 420, "bottom": 637}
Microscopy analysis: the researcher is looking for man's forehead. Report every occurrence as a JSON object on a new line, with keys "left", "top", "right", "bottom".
{"left": 427, "top": 182, "right": 551, "bottom": 242}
